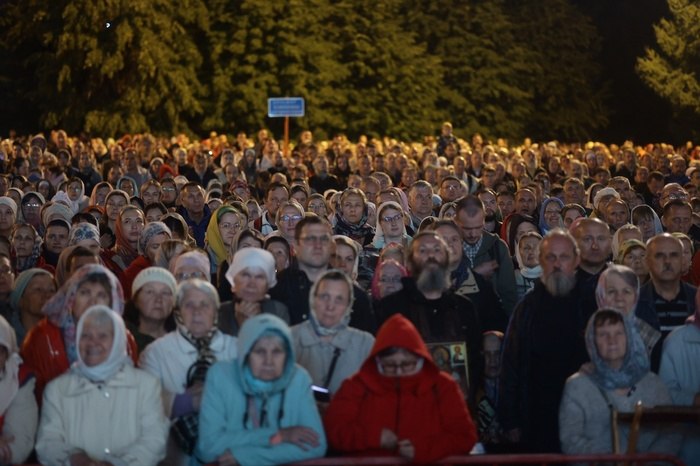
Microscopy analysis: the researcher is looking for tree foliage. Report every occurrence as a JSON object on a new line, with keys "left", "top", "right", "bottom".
{"left": 0, "top": 0, "right": 614, "bottom": 141}
{"left": 637, "top": 0, "right": 700, "bottom": 113}
{"left": 0, "top": 0, "right": 206, "bottom": 135}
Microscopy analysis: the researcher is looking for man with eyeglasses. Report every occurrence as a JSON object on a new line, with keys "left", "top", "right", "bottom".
{"left": 254, "top": 182, "right": 289, "bottom": 235}
{"left": 439, "top": 176, "right": 464, "bottom": 204}
{"left": 376, "top": 231, "right": 482, "bottom": 401}
{"left": 177, "top": 182, "right": 211, "bottom": 248}
{"left": 269, "top": 215, "right": 376, "bottom": 333}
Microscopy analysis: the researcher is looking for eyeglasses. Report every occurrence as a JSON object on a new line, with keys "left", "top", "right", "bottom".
{"left": 175, "top": 271, "right": 207, "bottom": 281}
{"left": 299, "top": 235, "right": 331, "bottom": 245}
{"left": 22, "top": 203, "right": 41, "bottom": 209}
{"left": 106, "top": 202, "right": 127, "bottom": 209}
{"left": 379, "top": 359, "right": 419, "bottom": 375}
{"left": 68, "top": 186, "right": 81, "bottom": 192}
{"left": 162, "top": 187, "right": 176, "bottom": 192}
{"left": 382, "top": 213, "right": 403, "bottom": 224}
{"left": 379, "top": 275, "right": 402, "bottom": 284}
{"left": 280, "top": 214, "right": 302, "bottom": 223}
{"left": 0, "top": 267, "right": 13, "bottom": 275}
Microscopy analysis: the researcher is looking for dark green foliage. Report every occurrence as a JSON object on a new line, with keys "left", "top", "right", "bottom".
{"left": 0, "top": 0, "right": 612, "bottom": 141}
{"left": 637, "top": 0, "right": 700, "bottom": 134}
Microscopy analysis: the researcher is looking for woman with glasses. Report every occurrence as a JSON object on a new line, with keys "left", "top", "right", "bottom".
{"left": 292, "top": 270, "right": 374, "bottom": 397}
{"left": 325, "top": 313, "right": 477, "bottom": 462}
{"left": 139, "top": 279, "right": 237, "bottom": 465}
{"left": 372, "top": 201, "right": 410, "bottom": 249}
{"left": 370, "top": 259, "right": 408, "bottom": 304}
{"left": 65, "top": 177, "right": 89, "bottom": 214}
{"left": 205, "top": 205, "right": 246, "bottom": 277}
{"left": 160, "top": 178, "right": 179, "bottom": 209}
{"left": 276, "top": 200, "right": 305, "bottom": 250}
{"left": 18, "top": 191, "right": 44, "bottom": 232}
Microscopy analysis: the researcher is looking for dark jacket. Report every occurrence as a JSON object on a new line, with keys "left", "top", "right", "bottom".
{"left": 498, "top": 277, "right": 592, "bottom": 453}
{"left": 269, "top": 266, "right": 377, "bottom": 334}
{"left": 471, "top": 232, "right": 518, "bottom": 316}
{"left": 376, "top": 277, "right": 482, "bottom": 402}
{"left": 217, "top": 298, "right": 290, "bottom": 337}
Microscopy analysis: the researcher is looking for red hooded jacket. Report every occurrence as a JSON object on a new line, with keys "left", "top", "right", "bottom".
{"left": 324, "top": 314, "right": 477, "bottom": 463}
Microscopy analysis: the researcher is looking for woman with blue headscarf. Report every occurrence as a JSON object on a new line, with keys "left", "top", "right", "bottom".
{"left": 195, "top": 314, "right": 326, "bottom": 465}
{"left": 559, "top": 308, "right": 680, "bottom": 456}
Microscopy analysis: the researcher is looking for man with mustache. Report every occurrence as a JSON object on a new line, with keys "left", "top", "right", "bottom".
{"left": 635, "top": 233, "right": 697, "bottom": 370}
{"left": 376, "top": 231, "right": 482, "bottom": 401}
{"left": 499, "top": 229, "right": 592, "bottom": 454}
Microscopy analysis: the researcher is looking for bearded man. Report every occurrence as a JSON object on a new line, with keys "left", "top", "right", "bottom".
{"left": 498, "top": 229, "right": 595, "bottom": 454}
{"left": 377, "top": 231, "right": 482, "bottom": 400}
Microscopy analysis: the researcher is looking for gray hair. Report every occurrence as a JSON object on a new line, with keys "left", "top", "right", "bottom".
{"left": 176, "top": 278, "right": 220, "bottom": 310}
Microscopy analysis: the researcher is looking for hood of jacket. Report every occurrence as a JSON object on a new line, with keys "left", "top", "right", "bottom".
{"left": 358, "top": 314, "right": 439, "bottom": 392}
{"left": 237, "top": 313, "right": 296, "bottom": 395}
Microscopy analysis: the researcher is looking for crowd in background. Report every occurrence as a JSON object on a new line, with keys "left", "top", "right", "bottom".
{"left": 0, "top": 124, "right": 699, "bottom": 465}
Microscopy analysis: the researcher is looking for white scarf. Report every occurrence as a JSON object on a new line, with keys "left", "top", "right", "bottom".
{"left": 73, "top": 306, "right": 130, "bottom": 383}
{"left": 0, "top": 316, "right": 21, "bottom": 415}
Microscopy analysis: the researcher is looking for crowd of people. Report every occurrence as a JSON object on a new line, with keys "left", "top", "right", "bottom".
{"left": 0, "top": 124, "right": 699, "bottom": 465}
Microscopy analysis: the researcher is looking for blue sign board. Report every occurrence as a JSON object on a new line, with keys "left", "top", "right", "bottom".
{"left": 268, "top": 97, "right": 305, "bottom": 118}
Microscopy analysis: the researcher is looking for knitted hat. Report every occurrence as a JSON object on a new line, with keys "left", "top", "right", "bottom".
{"left": 10, "top": 268, "right": 53, "bottom": 311}
{"left": 225, "top": 247, "right": 277, "bottom": 289}
{"left": 619, "top": 238, "right": 646, "bottom": 262}
{"left": 137, "top": 221, "right": 172, "bottom": 256}
{"left": 41, "top": 201, "right": 74, "bottom": 227}
{"left": 593, "top": 187, "right": 620, "bottom": 210}
{"left": 132, "top": 267, "right": 177, "bottom": 298}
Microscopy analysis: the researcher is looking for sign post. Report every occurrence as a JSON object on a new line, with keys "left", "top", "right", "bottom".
{"left": 268, "top": 97, "right": 305, "bottom": 157}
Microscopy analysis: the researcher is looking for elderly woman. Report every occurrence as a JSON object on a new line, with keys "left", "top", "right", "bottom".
{"left": 514, "top": 231, "right": 543, "bottom": 301}
{"left": 7, "top": 268, "right": 56, "bottom": 346}
{"left": 111, "top": 205, "right": 146, "bottom": 270}
{"left": 205, "top": 205, "right": 246, "bottom": 276}
{"left": 559, "top": 309, "right": 679, "bottom": 456}
{"left": 216, "top": 228, "right": 265, "bottom": 301}
{"left": 292, "top": 270, "right": 374, "bottom": 396}
{"left": 0, "top": 197, "right": 17, "bottom": 239}
{"left": 122, "top": 221, "right": 172, "bottom": 296}
{"left": 372, "top": 201, "right": 411, "bottom": 249}
{"left": 124, "top": 267, "right": 177, "bottom": 352}
{"left": 611, "top": 224, "right": 642, "bottom": 261}
{"left": 36, "top": 306, "right": 168, "bottom": 466}
{"left": 219, "top": 248, "right": 289, "bottom": 337}
{"left": 0, "top": 316, "right": 37, "bottom": 465}
{"left": 617, "top": 239, "right": 649, "bottom": 285}
{"left": 324, "top": 314, "right": 477, "bottom": 462}
{"left": 172, "top": 250, "right": 210, "bottom": 283}
{"left": 370, "top": 259, "right": 408, "bottom": 304}
{"left": 195, "top": 314, "right": 327, "bottom": 465}
{"left": 538, "top": 197, "right": 564, "bottom": 234}
{"left": 19, "top": 191, "right": 44, "bottom": 232}
{"left": 595, "top": 264, "right": 661, "bottom": 358}
{"left": 21, "top": 264, "right": 136, "bottom": 401}
{"left": 11, "top": 223, "right": 47, "bottom": 273}
{"left": 632, "top": 205, "right": 663, "bottom": 243}
{"left": 139, "top": 279, "right": 237, "bottom": 464}
{"left": 333, "top": 188, "right": 375, "bottom": 246}
{"left": 307, "top": 193, "right": 330, "bottom": 219}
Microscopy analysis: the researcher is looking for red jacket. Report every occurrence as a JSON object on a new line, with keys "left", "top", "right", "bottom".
{"left": 21, "top": 318, "right": 139, "bottom": 404}
{"left": 324, "top": 314, "right": 477, "bottom": 463}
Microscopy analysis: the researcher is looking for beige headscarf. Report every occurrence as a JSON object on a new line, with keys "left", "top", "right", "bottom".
{"left": 0, "top": 315, "right": 21, "bottom": 415}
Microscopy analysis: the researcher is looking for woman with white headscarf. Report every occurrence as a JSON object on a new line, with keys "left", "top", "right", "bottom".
{"left": 36, "top": 305, "right": 168, "bottom": 466}
{"left": 219, "top": 248, "right": 289, "bottom": 337}
{"left": 291, "top": 270, "right": 374, "bottom": 396}
{"left": 0, "top": 315, "right": 37, "bottom": 465}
